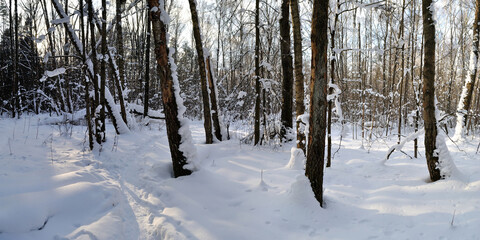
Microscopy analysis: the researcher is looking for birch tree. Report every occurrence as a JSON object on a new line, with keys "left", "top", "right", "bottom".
{"left": 454, "top": 0, "right": 480, "bottom": 140}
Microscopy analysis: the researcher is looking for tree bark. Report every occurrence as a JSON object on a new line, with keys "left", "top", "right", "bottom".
{"left": 306, "top": 0, "right": 328, "bottom": 207}
{"left": 148, "top": 0, "right": 192, "bottom": 177}
{"left": 422, "top": 0, "right": 441, "bottom": 181}
{"left": 12, "top": 0, "right": 18, "bottom": 118}
{"left": 79, "top": 0, "right": 93, "bottom": 150}
{"left": 206, "top": 55, "right": 223, "bottom": 141}
{"left": 280, "top": 0, "right": 294, "bottom": 141}
{"left": 115, "top": 0, "right": 128, "bottom": 124}
{"left": 99, "top": 0, "right": 107, "bottom": 142}
{"left": 188, "top": 0, "right": 213, "bottom": 144}
{"left": 144, "top": 10, "right": 151, "bottom": 118}
{"left": 397, "top": 0, "right": 406, "bottom": 144}
{"left": 254, "top": 0, "right": 261, "bottom": 145}
{"left": 86, "top": 0, "right": 101, "bottom": 143}
{"left": 290, "top": 0, "right": 305, "bottom": 153}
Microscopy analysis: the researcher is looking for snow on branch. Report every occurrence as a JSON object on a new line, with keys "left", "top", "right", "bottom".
{"left": 383, "top": 129, "right": 424, "bottom": 163}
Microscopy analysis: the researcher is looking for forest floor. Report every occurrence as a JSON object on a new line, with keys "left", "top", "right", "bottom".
{"left": 0, "top": 114, "right": 479, "bottom": 240}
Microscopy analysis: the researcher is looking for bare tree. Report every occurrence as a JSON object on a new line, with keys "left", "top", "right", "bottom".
{"left": 12, "top": 0, "right": 18, "bottom": 118}
{"left": 188, "top": 0, "right": 214, "bottom": 144}
{"left": 99, "top": 0, "right": 107, "bottom": 142}
{"left": 306, "top": 0, "right": 328, "bottom": 207}
{"left": 254, "top": 0, "right": 261, "bottom": 145}
{"left": 290, "top": 0, "right": 305, "bottom": 153}
{"left": 422, "top": 0, "right": 441, "bottom": 181}
{"left": 144, "top": 9, "right": 151, "bottom": 118}
{"left": 454, "top": 0, "right": 480, "bottom": 140}
{"left": 279, "top": 0, "right": 293, "bottom": 141}
{"left": 148, "top": 0, "right": 194, "bottom": 177}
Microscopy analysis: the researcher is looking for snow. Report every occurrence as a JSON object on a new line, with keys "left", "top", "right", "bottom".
{"left": 454, "top": 38, "right": 478, "bottom": 140}
{"left": 237, "top": 91, "right": 247, "bottom": 99}
{"left": 286, "top": 147, "right": 305, "bottom": 170}
{"left": 105, "top": 87, "right": 130, "bottom": 134}
{"left": 1, "top": 116, "right": 480, "bottom": 239}
{"left": 45, "top": 68, "right": 66, "bottom": 78}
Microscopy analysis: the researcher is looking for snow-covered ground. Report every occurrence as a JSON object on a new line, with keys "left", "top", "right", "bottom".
{"left": 1, "top": 115, "right": 479, "bottom": 240}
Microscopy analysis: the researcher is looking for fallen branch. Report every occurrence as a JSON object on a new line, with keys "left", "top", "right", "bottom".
{"left": 384, "top": 128, "right": 424, "bottom": 163}
{"left": 131, "top": 109, "right": 165, "bottom": 120}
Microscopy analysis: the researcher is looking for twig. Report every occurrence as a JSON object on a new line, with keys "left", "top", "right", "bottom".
{"left": 333, "top": 123, "right": 344, "bottom": 159}
{"left": 441, "top": 127, "right": 468, "bottom": 155}
{"left": 36, "top": 118, "right": 40, "bottom": 139}
{"left": 8, "top": 138, "right": 12, "bottom": 155}
{"left": 451, "top": 209, "right": 456, "bottom": 226}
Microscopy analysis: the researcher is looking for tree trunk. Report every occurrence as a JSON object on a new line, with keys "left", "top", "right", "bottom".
{"left": 52, "top": 0, "right": 128, "bottom": 135}
{"left": 115, "top": 0, "right": 128, "bottom": 125}
{"left": 254, "top": 0, "right": 261, "bottom": 145}
{"left": 12, "top": 0, "right": 18, "bottom": 118}
{"left": 86, "top": 0, "right": 100, "bottom": 143}
{"left": 397, "top": 0, "right": 406, "bottom": 144}
{"left": 280, "top": 0, "right": 294, "bottom": 142}
{"left": 144, "top": 10, "right": 151, "bottom": 118}
{"left": 454, "top": 0, "right": 480, "bottom": 139}
{"left": 327, "top": 10, "right": 340, "bottom": 168}
{"left": 148, "top": 0, "right": 192, "bottom": 178}
{"left": 306, "top": 0, "right": 328, "bottom": 207}
{"left": 411, "top": 0, "right": 418, "bottom": 158}
{"left": 206, "top": 55, "right": 223, "bottom": 141}
{"left": 188, "top": 0, "right": 213, "bottom": 144}
{"left": 422, "top": 0, "right": 441, "bottom": 181}
{"left": 290, "top": 0, "right": 305, "bottom": 153}
{"left": 99, "top": 0, "right": 107, "bottom": 142}
{"left": 79, "top": 0, "right": 93, "bottom": 150}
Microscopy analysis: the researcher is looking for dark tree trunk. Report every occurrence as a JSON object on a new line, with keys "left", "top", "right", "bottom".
{"left": 144, "top": 11, "right": 151, "bottom": 118}
{"left": 397, "top": 0, "right": 406, "bottom": 144}
{"left": 13, "top": 0, "right": 18, "bottom": 118}
{"left": 422, "top": 0, "right": 441, "bottom": 181}
{"left": 115, "top": 0, "right": 128, "bottom": 125}
{"left": 306, "top": 0, "right": 328, "bottom": 207}
{"left": 99, "top": 0, "right": 107, "bottom": 142}
{"left": 206, "top": 56, "right": 223, "bottom": 141}
{"left": 254, "top": 0, "right": 261, "bottom": 145}
{"left": 79, "top": 0, "right": 93, "bottom": 150}
{"left": 280, "top": 0, "right": 294, "bottom": 141}
{"left": 188, "top": 0, "right": 213, "bottom": 144}
{"left": 148, "top": 0, "right": 192, "bottom": 178}
{"left": 86, "top": 0, "right": 100, "bottom": 143}
{"left": 290, "top": 0, "right": 306, "bottom": 153}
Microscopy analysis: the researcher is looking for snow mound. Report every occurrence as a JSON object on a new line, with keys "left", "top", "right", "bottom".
{"left": 286, "top": 147, "right": 305, "bottom": 170}
{"left": 287, "top": 175, "right": 319, "bottom": 208}
{"left": 436, "top": 132, "right": 464, "bottom": 181}
{"left": 0, "top": 181, "right": 119, "bottom": 233}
